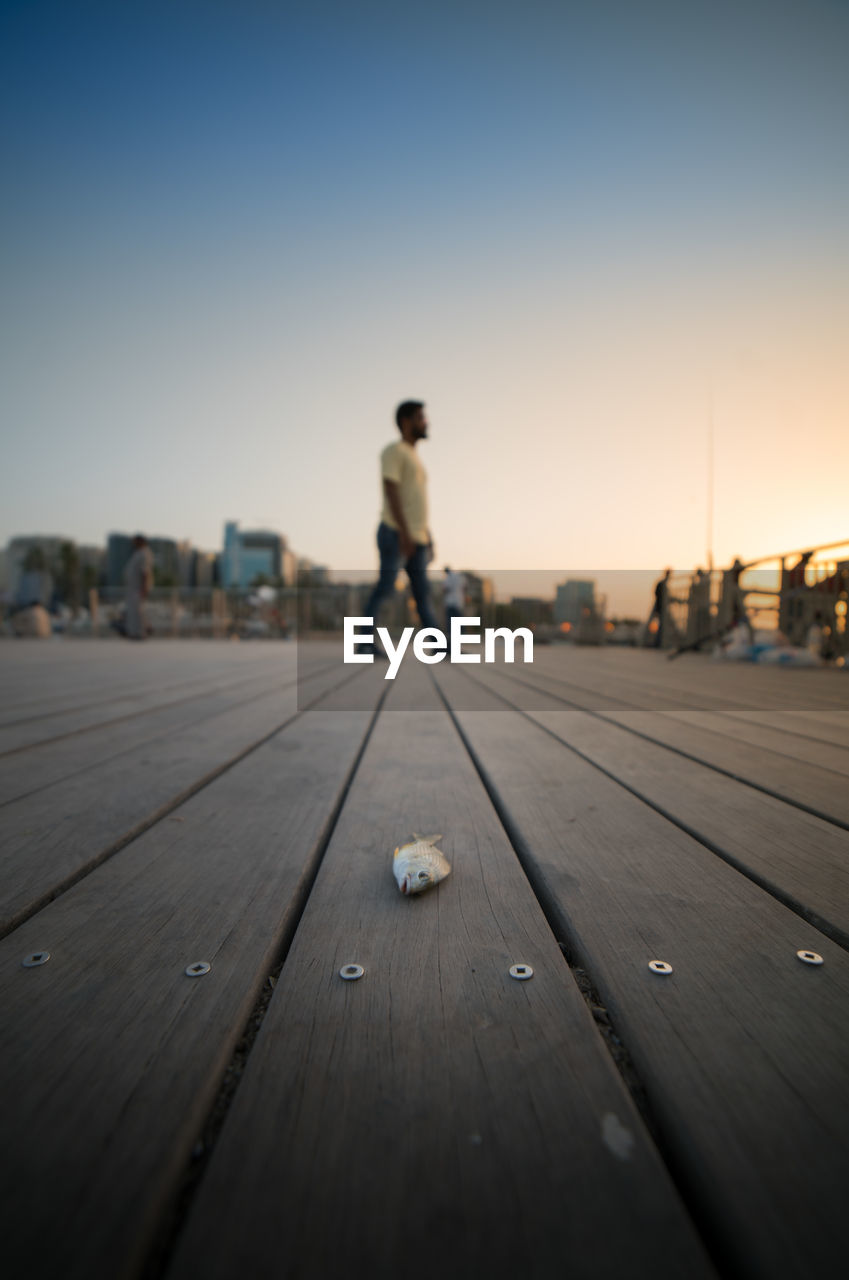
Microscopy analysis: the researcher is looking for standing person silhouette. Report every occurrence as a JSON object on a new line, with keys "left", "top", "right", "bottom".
{"left": 647, "top": 568, "right": 671, "bottom": 648}
{"left": 125, "top": 535, "right": 153, "bottom": 640}
{"left": 364, "top": 401, "right": 439, "bottom": 646}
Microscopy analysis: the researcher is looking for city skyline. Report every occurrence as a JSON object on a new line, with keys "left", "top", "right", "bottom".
{"left": 3, "top": 0, "right": 847, "bottom": 578}
{"left": 7, "top": 517, "right": 844, "bottom": 621}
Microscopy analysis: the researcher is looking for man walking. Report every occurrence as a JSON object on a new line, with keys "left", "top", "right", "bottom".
{"left": 647, "top": 568, "right": 671, "bottom": 648}
{"left": 364, "top": 400, "right": 439, "bottom": 638}
{"left": 125, "top": 535, "right": 153, "bottom": 640}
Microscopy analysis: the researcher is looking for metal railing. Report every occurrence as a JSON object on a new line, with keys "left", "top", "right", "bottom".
{"left": 4, "top": 540, "right": 847, "bottom": 661}
{"left": 663, "top": 539, "right": 849, "bottom": 659}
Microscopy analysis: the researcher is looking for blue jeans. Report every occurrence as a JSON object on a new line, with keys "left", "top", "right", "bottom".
{"left": 364, "top": 522, "right": 438, "bottom": 631}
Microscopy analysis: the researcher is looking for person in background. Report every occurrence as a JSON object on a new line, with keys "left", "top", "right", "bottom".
{"left": 686, "top": 567, "right": 712, "bottom": 649}
{"left": 729, "top": 557, "right": 755, "bottom": 643}
{"left": 364, "top": 401, "right": 439, "bottom": 643}
{"left": 647, "top": 568, "right": 671, "bottom": 648}
{"left": 443, "top": 566, "right": 465, "bottom": 631}
{"left": 125, "top": 535, "right": 153, "bottom": 640}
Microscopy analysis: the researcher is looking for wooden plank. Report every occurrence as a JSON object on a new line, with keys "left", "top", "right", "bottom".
{"left": 529, "top": 647, "right": 849, "bottom": 711}
{"left": 0, "top": 659, "right": 325, "bottom": 754}
{"left": 662, "top": 708, "right": 849, "bottom": 776}
{"left": 468, "top": 667, "right": 849, "bottom": 946}
{"left": 726, "top": 709, "right": 849, "bottom": 751}
{"left": 0, "top": 672, "right": 386, "bottom": 1280}
{"left": 0, "top": 662, "right": 362, "bottom": 936}
{"left": 505, "top": 664, "right": 849, "bottom": 828}
{"left": 167, "top": 663, "right": 715, "bottom": 1280}
{"left": 433, "top": 665, "right": 849, "bottom": 1280}
{"left": 605, "top": 710, "right": 849, "bottom": 827}
{"left": 0, "top": 670, "right": 250, "bottom": 739}
{"left": 0, "top": 650, "right": 337, "bottom": 800}
{"left": 0, "top": 673, "right": 292, "bottom": 804}
{"left": 0, "top": 640, "right": 302, "bottom": 725}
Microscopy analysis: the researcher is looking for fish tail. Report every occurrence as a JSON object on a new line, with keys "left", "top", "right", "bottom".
{"left": 412, "top": 833, "right": 443, "bottom": 845}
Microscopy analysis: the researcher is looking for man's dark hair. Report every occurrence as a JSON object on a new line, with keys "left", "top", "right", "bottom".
{"left": 395, "top": 400, "right": 424, "bottom": 431}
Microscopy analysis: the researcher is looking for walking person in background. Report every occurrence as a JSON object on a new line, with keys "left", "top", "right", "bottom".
{"left": 647, "top": 568, "right": 671, "bottom": 648}
{"left": 728, "top": 557, "right": 755, "bottom": 643}
{"left": 125, "top": 535, "right": 153, "bottom": 640}
{"left": 686, "top": 567, "right": 712, "bottom": 650}
{"left": 443, "top": 565, "right": 465, "bottom": 631}
{"left": 364, "top": 401, "right": 439, "bottom": 643}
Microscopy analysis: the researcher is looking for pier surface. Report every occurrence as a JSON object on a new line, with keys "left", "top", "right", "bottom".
{"left": 1, "top": 639, "right": 848, "bottom": 1280}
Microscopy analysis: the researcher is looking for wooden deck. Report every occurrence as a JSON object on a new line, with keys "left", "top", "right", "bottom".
{"left": 1, "top": 638, "right": 848, "bottom": 1280}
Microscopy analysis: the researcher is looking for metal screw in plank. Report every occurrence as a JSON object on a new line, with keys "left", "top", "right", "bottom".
{"left": 22, "top": 951, "right": 50, "bottom": 968}
{"left": 339, "top": 964, "right": 364, "bottom": 981}
{"left": 796, "top": 950, "right": 824, "bottom": 966}
{"left": 509, "top": 964, "right": 533, "bottom": 980}
{"left": 185, "top": 961, "right": 211, "bottom": 977}
{"left": 648, "top": 960, "right": 673, "bottom": 975}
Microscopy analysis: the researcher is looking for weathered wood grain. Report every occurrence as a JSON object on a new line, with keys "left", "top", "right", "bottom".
{"left": 166, "top": 663, "right": 715, "bottom": 1280}
{"left": 0, "top": 670, "right": 251, "bottom": 743}
{"left": 604, "top": 709, "right": 849, "bottom": 826}
{"left": 0, "top": 662, "right": 362, "bottom": 936}
{"left": 0, "top": 675, "right": 386, "bottom": 1280}
{"left": 0, "top": 659, "right": 326, "bottom": 755}
{"left": 529, "top": 646, "right": 849, "bottom": 711}
{"left": 727, "top": 708, "right": 849, "bottom": 750}
{"left": 0, "top": 674, "right": 291, "bottom": 803}
{"left": 0, "top": 648, "right": 335, "bottom": 798}
{"left": 498, "top": 663, "right": 849, "bottom": 827}
{"left": 464, "top": 667, "right": 849, "bottom": 943}
{"left": 0, "top": 640, "right": 312, "bottom": 729}
{"left": 435, "top": 665, "right": 849, "bottom": 1280}
{"left": 660, "top": 709, "right": 849, "bottom": 775}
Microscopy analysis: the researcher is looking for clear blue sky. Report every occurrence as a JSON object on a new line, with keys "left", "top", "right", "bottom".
{"left": 3, "top": 0, "right": 848, "bottom": 587}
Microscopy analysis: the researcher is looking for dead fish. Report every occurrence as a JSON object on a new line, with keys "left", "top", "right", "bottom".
{"left": 393, "top": 833, "right": 450, "bottom": 896}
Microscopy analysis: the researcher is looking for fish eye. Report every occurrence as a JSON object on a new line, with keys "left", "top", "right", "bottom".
{"left": 418, "top": 870, "right": 429, "bottom": 880}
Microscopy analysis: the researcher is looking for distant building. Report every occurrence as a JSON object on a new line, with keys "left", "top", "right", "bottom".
{"left": 304, "top": 565, "right": 330, "bottom": 585}
{"left": 462, "top": 572, "right": 494, "bottom": 616}
{"left": 554, "top": 579, "right": 596, "bottom": 627}
{"left": 177, "top": 540, "right": 195, "bottom": 588}
{"left": 148, "top": 538, "right": 180, "bottom": 586}
{"left": 4, "top": 536, "right": 105, "bottom": 606}
{"left": 222, "top": 521, "right": 286, "bottom": 588}
{"left": 5, "top": 535, "right": 66, "bottom": 605}
{"left": 191, "top": 550, "right": 220, "bottom": 589}
{"left": 510, "top": 597, "right": 553, "bottom": 627}
{"left": 106, "top": 534, "right": 135, "bottom": 587}
{"left": 107, "top": 532, "right": 180, "bottom": 587}
{"left": 281, "top": 548, "right": 297, "bottom": 587}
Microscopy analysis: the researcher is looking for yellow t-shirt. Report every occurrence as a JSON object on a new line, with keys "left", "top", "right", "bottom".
{"left": 379, "top": 440, "right": 429, "bottom": 544}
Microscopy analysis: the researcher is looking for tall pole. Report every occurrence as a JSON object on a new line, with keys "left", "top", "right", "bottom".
{"left": 707, "top": 380, "right": 715, "bottom": 572}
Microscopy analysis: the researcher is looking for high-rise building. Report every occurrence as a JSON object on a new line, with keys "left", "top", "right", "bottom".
{"left": 148, "top": 538, "right": 180, "bottom": 586}
{"left": 5, "top": 535, "right": 65, "bottom": 604}
{"left": 190, "top": 550, "right": 219, "bottom": 588}
{"left": 510, "top": 597, "right": 554, "bottom": 626}
{"left": 106, "top": 533, "right": 135, "bottom": 587}
{"left": 221, "top": 521, "right": 285, "bottom": 587}
{"left": 554, "top": 579, "right": 596, "bottom": 626}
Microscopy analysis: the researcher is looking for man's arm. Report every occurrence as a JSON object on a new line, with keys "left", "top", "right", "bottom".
{"left": 383, "top": 479, "right": 415, "bottom": 559}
